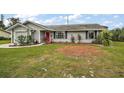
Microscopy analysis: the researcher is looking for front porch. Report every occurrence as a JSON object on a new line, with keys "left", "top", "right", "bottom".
{"left": 36, "top": 31, "right": 52, "bottom": 44}
{"left": 30, "top": 30, "right": 52, "bottom": 44}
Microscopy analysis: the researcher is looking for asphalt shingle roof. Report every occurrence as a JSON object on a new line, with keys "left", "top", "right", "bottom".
{"left": 47, "top": 24, "right": 108, "bottom": 31}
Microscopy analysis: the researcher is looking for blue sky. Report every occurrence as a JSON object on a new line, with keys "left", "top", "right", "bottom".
{"left": 3, "top": 14, "right": 124, "bottom": 29}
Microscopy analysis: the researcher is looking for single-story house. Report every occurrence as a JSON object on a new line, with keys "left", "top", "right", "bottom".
{"left": 6, "top": 21, "right": 108, "bottom": 44}
{"left": 0, "top": 30, "right": 10, "bottom": 38}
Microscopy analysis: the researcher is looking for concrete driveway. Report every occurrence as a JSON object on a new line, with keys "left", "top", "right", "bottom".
{"left": 0, "top": 43, "right": 44, "bottom": 48}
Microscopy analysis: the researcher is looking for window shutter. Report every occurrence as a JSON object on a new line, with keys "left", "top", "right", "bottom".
{"left": 86, "top": 31, "right": 88, "bottom": 39}
{"left": 54, "top": 32, "right": 56, "bottom": 39}
{"left": 95, "top": 31, "right": 97, "bottom": 39}
{"left": 65, "top": 31, "right": 67, "bottom": 39}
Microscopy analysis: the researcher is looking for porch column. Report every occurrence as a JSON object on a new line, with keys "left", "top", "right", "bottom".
{"left": 39, "top": 31, "right": 41, "bottom": 43}
{"left": 11, "top": 29, "right": 14, "bottom": 43}
{"left": 49, "top": 32, "right": 51, "bottom": 43}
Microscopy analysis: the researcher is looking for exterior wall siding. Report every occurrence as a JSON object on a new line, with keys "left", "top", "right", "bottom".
{"left": 0, "top": 31, "right": 10, "bottom": 38}
{"left": 25, "top": 23, "right": 44, "bottom": 43}
{"left": 12, "top": 26, "right": 28, "bottom": 44}
{"left": 40, "top": 32, "right": 45, "bottom": 43}
{"left": 51, "top": 31, "right": 98, "bottom": 43}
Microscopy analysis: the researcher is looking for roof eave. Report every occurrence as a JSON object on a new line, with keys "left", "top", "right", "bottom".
{"left": 6, "top": 23, "right": 30, "bottom": 31}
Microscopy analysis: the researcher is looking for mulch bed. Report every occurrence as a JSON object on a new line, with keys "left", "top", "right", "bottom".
{"left": 57, "top": 45, "right": 105, "bottom": 57}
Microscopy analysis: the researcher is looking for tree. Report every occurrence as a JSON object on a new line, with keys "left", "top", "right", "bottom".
{"left": 8, "top": 17, "right": 20, "bottom": 26}
{"left": 111, "top": 27, "right": 124, "bottom": 41}
{"left": 97, "top": 30, "right": 113, "bottom": 46}
{"left": 0, "top": 14, "right": 5, "bottom": 30}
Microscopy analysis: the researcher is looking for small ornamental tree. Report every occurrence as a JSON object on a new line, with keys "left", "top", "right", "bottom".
{"left": 71, "top": 35, "right": 75, "bottom": 43}
{"left": 77, "top": 34, "right": 81, "bottom": 43}
{"left": 97, "top": 30, "right": 113, "bottom": 46}
{"left": 17, "top": 35, "right": 26, "bottom": 45}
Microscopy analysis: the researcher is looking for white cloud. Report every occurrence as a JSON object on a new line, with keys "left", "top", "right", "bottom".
{"left": 14, "top": 14, "right": 40, "bottom": 19}
{"left": 93, "top": 14, "right": 99, "bottom": 16}
{"left": 68, "top": 14, "right": 82, "bottom": 20}
{"left": 6, "top": 14, "right": 82, "bottom": 25}
{"left": 61, "top": 14, "right": 82, "bottom": 20}
{"left": 14, "top": 14, "right": 40, "bottom": 22}
{"left": 43, "top": 19, "right": 56, "bottom": 25}
{"left": 102, "top": 20, "right": 113, "bottom": 25}
{"left": 85, "top": 16, "right": 91, "bottom": 19}
{"left": 113, "top": 15, "right": 119, "bottom": 18}
{"left": 4, "top": 19, "right": 9, "bottom": 26}
{"left": 112, "top": 22, "right": 124, "bottom": 28}
{"left": 42, "top": 17, "right": 59, "bottom": 25}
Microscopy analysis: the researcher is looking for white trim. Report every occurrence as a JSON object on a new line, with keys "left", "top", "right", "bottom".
{"left": 39, "top": 31, "right": 41, "bottom": 43}
{"left": 6, "top": 23, "right": 29, "bottom": 31}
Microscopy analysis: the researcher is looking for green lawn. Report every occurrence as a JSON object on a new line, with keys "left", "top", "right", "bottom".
{"left": 0, "top": 41, "right": 124, "bottom": 78}
{"left": 0, "top": 40, "right": 10, "bottom": 44}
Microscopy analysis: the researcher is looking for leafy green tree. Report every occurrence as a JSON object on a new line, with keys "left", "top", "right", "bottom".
{"left": 111, "top": 27, "right": 124, "bottom": 41}
{"left": 97, "top": 30, "right": 113, "bottom": 46}
{"left": 8, "top": 17, "right": 20, "bottom": 26}
{"left": 0, "top": 14, "right": 5, "bottom": 30}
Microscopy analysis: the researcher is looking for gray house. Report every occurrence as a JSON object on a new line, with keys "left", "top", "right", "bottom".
{"left": 6, "top": 21, "right": 108, "bottom": 44}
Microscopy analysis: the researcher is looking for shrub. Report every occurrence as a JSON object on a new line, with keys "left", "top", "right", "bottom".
{"left": 27, "top": 35, "right": 33, "bottom": 44}
{"left": 0, "top": 36, "right": 10, "bottom": 40}
{"left": 71, "top": 35, "right": 75, "bottom": 43}
{"left": 17, "top": 35, "right": 26, "bottom": 45}
{"left": 96, "top": 30, "right": 113, "bottom": 46}
{"left": 77, "top": 34, "right": 81, "bottom": 43}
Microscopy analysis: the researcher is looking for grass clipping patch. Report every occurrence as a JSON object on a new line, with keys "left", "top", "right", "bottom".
{"left": 57, "top": 45, "right": 105, "bottom": 57}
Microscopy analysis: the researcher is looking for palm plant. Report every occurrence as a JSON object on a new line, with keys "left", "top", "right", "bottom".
{"left": 97, "top": 30, "right": 113, "bottom": 46}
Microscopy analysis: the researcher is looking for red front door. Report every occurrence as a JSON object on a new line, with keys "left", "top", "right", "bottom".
{"left": 45, "top": 32, "right": 51, "bottom": 43}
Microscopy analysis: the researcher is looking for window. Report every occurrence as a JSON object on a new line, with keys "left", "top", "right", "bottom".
{"left": 89, "top": 32, "right": 94, "bottom": 39}
{"left": 55, "top": 32, "right": 64, "bottom": 39}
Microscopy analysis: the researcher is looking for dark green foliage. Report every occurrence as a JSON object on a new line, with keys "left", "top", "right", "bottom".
{"left": 0, "top": 36, "right": 10, "bottom": 40}
{"left": 71, "top": 35, "right": 75, "bottom": 43}
{"left": 8, "top": 17, "right": 20, "bottom": 26}
{"left": 17, "top": 35, "right": 34, "bottom": 45}
{"left": 111, "top": 27, "right": 124, "bottom": 41}
{"left": 96, "top": 30, "right": 113, "bottom": 46}
{"left": 27, "top": 35, "right": 33, "bottom": 44}
{"left": 17, "top": 35, "right": 26, "bottom": 45}
{"left": 77, "top": 34, "right": 81, "bottom": 43}
{"left": 0, "top": 14, "right": 5, "bottom": 30}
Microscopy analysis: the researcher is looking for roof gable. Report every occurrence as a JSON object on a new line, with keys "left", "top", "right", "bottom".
{"left": 6, "top": 23, "right": 30, "bottom": 31}
{"left": 23, "top": 20, "right": 53, "bottom": 31}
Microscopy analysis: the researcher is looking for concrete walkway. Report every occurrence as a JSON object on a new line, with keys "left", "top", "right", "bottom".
{"left": 0, "top": 43, "right": 44, "bottom": 48}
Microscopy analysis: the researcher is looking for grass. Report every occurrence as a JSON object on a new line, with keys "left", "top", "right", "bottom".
{"left": 0, "top": 41, "right": 124, "bottom": 78}
{"left": 0, "top": 40, "right": 10, "bottom": 44}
